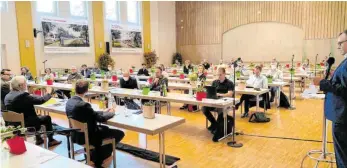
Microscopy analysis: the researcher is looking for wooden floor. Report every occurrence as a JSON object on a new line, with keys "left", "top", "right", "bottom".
{"left": 46, "top": 87, "right": 336, "bottom": 168}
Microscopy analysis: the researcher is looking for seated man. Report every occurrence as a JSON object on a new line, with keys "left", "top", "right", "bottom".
{"left": 66, "top": 80, "right": 125, "bottom": 168}
{"left": 202, "top": 59, "right": 210, "bottom": 70}
{"left": 4, "top": 76, "right": 61, "bottom": 146}
{"left": 137, "top": 63, "right": 149, "bottom": 76}
{"left": 58, "top": 66, "right": 83, "bottom": 99}
{"left": 120, "top": 71, "right": 138, "bottom": 89}
{"left": 1, "top": 69, "right": 11, "bottom": 110}
{"left": 80, "top": 64, "right": 91, "bottom": 78}
{"left": 266, "top": 63, "right": 283, "bottom": 102}
{"left": 203, "top": 67, "right": 234, "bottom": 136}
{"left": 150, "top": 67, "right": 168, "bottom": 92}
{"left": 183, "top": 60, "right": 193, "bottom": 75}
{"left": 91, "top": 63, "right": 101, "bottom": 74}
{"left": 235, "top": 66, "right": 268, "bottom": 118}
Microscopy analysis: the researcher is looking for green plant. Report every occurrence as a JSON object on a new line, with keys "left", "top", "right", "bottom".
{"left": 266, "top": 75, "right": 273, "bottom": 78}
{"left": 1, "top": 126, "right": 22, "bottom": 142}
{"left": 249, "top": 63, "right": 255, "bottom": 68}
{"left": 144, "top": 51, "right": 158, "bottom": 68}
{"left": 188, "top": 73, "right": 198, "bottom": 81}
{"left": 172, "top": 52, "right": 183, "bottom": 65}
{"left": 144, "top": 101, "right": 155, "bottom": 106}
{"left": 98, "top": 53, "right": 115, "bottom": 71}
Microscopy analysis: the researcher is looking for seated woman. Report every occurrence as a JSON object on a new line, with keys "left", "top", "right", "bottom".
{"left": 183, "top": 65, "right": 207, "bottom": 111}
{"left": 21, "top": 67, "right": 33, "bottom": 81}
{"left": 266, "top": 63, "right": 283, "bottom": 102}
{"left": 235, "top": 65, "right": 268, "bottom": 118}
{"left": 44, "top": 68, "right": 55, "bottom": 81}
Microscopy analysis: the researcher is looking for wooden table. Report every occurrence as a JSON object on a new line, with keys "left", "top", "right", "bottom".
{"left": 34, "top": 101, "right": 185, "bottom": 168}
{"left": 1, "top": 141, "right": 90, "bottom": 168}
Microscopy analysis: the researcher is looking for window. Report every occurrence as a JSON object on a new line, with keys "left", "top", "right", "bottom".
{"left": 126, "top": 1, "right": 139, "bottom": 24}
{"left": 36, "top": 0, "right": 56, "bottom": 13}
{"left": 70, "top": 0, "right": 87, "bottom": 17}
{"left": 0, "top": 1, "right": 8, "bottom": 12}
{"left": 105, "top": 0, "right": 119, "bottom": 21}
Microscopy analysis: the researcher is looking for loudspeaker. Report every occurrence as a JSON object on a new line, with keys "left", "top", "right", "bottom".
{"left": 33, "top": 28, "right": 37, "bottom": 38}
{"left": 106, "top": 42, "right": 110, "bottom": 54}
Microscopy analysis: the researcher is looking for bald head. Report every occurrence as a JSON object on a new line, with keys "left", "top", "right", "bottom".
{"left": 123, "top": 71, "right": 130, "bottom": 77}
{"left": 11, "top": 76, "right": 27, "bottom": 91}
{"left": 338, "top": 30, "right": 347, "bottom": 55}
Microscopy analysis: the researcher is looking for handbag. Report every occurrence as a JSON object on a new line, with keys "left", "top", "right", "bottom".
{"left": 249, "top": 112, "right": 270, "bottom": 123}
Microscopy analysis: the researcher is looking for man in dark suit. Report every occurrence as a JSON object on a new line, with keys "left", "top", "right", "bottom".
{"left": 183, "top": 60, "right": 193, "bottom": 74}
{"left": 314, "top": 30, "right": 347, "bottom": 168}
{"left": 1, "top": 69, "right": 11, "bottom": 110}
{"left": 80, "top": 64, "right": 91, "bottom": 78}
{"left": 137, "top": 63, "right": 149, "bottom": 76}
{"left": 66, "top": 79, "right": 125, "bottom": 168}
{"left": 202, "top": 59, "right": 210, "bottom": 70}
{"left": 4, "top": 76, "right": 62, "bottom": 146}
{"left": 120, "top": 71, "right": 138, "bottom": 89}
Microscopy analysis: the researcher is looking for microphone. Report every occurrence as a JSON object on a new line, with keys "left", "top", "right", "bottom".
{"left": 42, "top": 60, "right": 47, "bottom": 63}
{"left": 325, "top": 57, "right": 335, "bottom": 80}
{"left": 232, "top": 57, "right": 241, "bottom": 67}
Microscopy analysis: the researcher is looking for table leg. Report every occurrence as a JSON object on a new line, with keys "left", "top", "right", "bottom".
{"left": 224, "top": 107, "right": 227, "bottom": 137}
{"left": 277, "top": 87, "right": 281, "bottom": 108}
{"left": 167, "top": 102, "right": 171, "bottom": 115}
{"left": 139, "top": 133, "right": 147, "bottom": 149}
{"left": 256, "top": 95, "right": 260, "bottom": 112}
{"left": 159, "top": 132, "right": 166, "bottom": 168}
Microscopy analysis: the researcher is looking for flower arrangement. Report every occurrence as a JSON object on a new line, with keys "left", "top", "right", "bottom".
{"left": 188, "top": 73, "right": 198, "bottom": 82}
{"left": 98, "top": 53, "right": 115, "bottom": 71}
{"left": 144, "top": 51, "right": 158, "bottom": 68}
{"left": 1, "top": 126, "right": 22, "bottom": 142}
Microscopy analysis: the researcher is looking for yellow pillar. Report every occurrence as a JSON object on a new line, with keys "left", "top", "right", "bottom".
{"left": 142, "top": 1, "right": 151, "bottom": 53}
{"left": 92, "top": 1, "right": 105, "bottom": 61}
{"left": 15, "top": 2, "right": 37, "bottom": 76}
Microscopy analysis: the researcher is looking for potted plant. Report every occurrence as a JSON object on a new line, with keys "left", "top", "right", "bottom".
{"left": 238, "top": 80, "right": 246, "bottom": 90}
{"left": 285, "top": 64, "right": 290, "bottom": 69}
{"left": 101, "top": 79, "right": 109, "bottom": 90}
{"left": 195, "top": 84, "right": 207, "bottom": 101}
{"left": 44, "top": 76, "right": 53, "bottom": 85}
{"left": 32, "top": 87, "right": 43, "bottom": 96}
{"left": 111, "top": 71, "right": 118, "bottom": 81}
{"left": 189, "top": 73, "right": 198, "bottom": 86}
{"left": 144, "top": 51, "right": 158, "bottom": 68}
{"left": 289, "top": 68, "right": 295, "bottom": 75}
{"left": 267, "top": 75, "right": 273, "bottom": 83}
{"left": 235, "top": 70, "right": 241, "bottom": 78}
{"left": 172, "top": 69, "right": 178, "bottom": 75}
{"left": 179, "top": 72, "right": 185, "bottom": 79}
{"left": 297, "top": 62, "right": 301, "bottom": 67}
{"left": 249, "top": 63, "right": 255, "bottom": 68}
{"left": 90, "top": 72, "right": 96, "bottom": 81}
{"left": 98, "top": 53, "right": 115, "bottom": 72}
{"left": 143, "top": 101, "right": 155, "bottom": 119}
{"left": 1, "top": 126, "right": 27, "bottom": 155}
{"left": 142, "top": 86, "right": 150, "bottom": 95}
{"left": 172, "top": 52, "right": 183, "bottom": 65}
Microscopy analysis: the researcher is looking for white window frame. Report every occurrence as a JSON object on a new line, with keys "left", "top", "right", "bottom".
{"left": 104, "top": 1, "right": 120, "bottom": 22}
{"left": 35, "top": 1, "right": 58, "bottom": 16}
{"left": 126, "top": 1, "right": 141, "bottom": 26}
{"left": 0, "top": 1, "right": 8, "bottom": 12}
{"left": 69, "top": 1, "right": 88, "bottom": 19}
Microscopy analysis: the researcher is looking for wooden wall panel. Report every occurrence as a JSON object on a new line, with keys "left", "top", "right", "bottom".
{"left": 176, "top": 1, "right": 347, "bottom": 62}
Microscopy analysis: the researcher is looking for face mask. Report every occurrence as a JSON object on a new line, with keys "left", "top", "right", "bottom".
{"left": 123, "top": 77, "right": 129, "bottom": 81}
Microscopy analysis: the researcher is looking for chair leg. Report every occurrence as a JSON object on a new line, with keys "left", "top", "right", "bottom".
{"left": 66, "top": 135, "right": 71, "bottom": 158}
{"left": 112, "top": 140, "right": 116, "bottom": 168}
{"left": 70, "top": 136, "right": 75, "bottom": 159}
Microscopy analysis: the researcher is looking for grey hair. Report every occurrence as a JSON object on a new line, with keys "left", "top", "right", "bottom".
{"left": 10, "top": 76, "right": 27, "bottom": 91}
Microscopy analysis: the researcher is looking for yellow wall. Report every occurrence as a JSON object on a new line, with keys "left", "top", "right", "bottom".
{"left": 15, "top": 2, "right": 37, "bottom": 76}
{"left": 92, "top": 1, "right": 105, "bottom": 61}
{"left": 142, "top": 1, "right": 151, "bottom": 53}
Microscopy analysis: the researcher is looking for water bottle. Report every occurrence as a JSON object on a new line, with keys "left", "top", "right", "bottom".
{"left": 107, "top": 92, "right": 113, "bottom": 109}
{"left": 163, "top": 84, "right": 167, "bottom": 97}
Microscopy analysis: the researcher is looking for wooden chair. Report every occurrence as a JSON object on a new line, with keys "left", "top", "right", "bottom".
{"left": 69, "top": 118, "right": 116, "bottom": 168}
{"left": 2, "top": 111, "right": 48, "bottom": 148}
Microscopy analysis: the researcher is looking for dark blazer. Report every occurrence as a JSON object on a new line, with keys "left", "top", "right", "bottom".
{"left": 324, "top": 58, "right": 347, "bottom": 123}
{"left": 150, "top": 76, "right": 168, "bottom": 92}
{"left": 120, "top": 77, "right": 138, "bottom": 89}
{"left": 183, "top": 65, "right": 193, "bottom": 74}
{"left": 1, "top": 80, "right": 10, "bottom": 110}
{"left": 80, "top": 69, "right": 91, "bottom": 78}
{"left": 65, "top": 96, "right": 110, "bottom": 146}
{"left": 4, "top": 91, "right": 51, "bottom": 128}
{"left": 203, "top": 63, "right": 210, "bottom": 70}
{"left": 198, "top": 73, "right": 206, "bottom": 82}
{"left": 137, "top": 68, "right": 149, "bottom": 76}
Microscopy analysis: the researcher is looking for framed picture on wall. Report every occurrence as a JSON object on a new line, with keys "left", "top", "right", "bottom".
{"left": 110, "top": 24, "right": 142, "bottom": 53}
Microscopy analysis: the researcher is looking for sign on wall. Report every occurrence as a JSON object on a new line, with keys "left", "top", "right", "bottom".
{"left": 111, "top": 24, "right": 142, "bottom": 53}
{"left": 42, "top": 17, "right": 90, "bottom": 53}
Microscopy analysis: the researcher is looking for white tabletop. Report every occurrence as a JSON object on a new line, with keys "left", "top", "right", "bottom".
{"left": 1, "top": 141, "right": 90, "bottom": 168}
{"left": 34, "top": 99, "right": 185, "bottom": 136}
{"left": 235, "top": 88, "right": 269, "bottom": 95}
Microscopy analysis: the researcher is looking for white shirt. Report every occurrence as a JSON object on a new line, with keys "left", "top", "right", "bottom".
{"left": 344, "top": 53, "right": 347, "bottom": 59}
{"left": 162, "top": 71, "right": 169, "bottom": 78}
{"left": 266, "top": 69, "right": 283, "bottom": 81}
{"left": 246, "top": 74, "right": 268, "bottom": 89}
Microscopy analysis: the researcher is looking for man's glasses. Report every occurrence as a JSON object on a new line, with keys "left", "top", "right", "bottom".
{"left": 338, "top": 40, "right": 347, "bottom": 46}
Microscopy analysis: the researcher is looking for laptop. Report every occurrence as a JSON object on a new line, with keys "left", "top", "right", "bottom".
{"left": 205, "top": 86, "right": 218, "bottom": 99}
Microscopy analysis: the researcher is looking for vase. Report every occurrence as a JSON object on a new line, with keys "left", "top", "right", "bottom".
{"left": 267, "top": 77, "right": 273, "bottom": 83}
{"left": 179, "top": 74, "right": 185, "bottom": 79}
{"left": 6, "top": 136, "right": 26, "bottom": 155}
{"left": 143, "top": 105, "right": 155, "bottom": 119}
{"left": 46, "top": 79, "right": 53, "bottom": 85}
{"left": 112, "top": 75, "right": 118, "bottom": 81}
{"left": 101, "top": 81, "right": 109, "bottom": 90}
{"left": 142, "top": 87, "right": 150, "bottom": 95}
{"left": 196, "top": 92, "right": 207, "bottom": 101}
{"left": 34, "top": 90, "right": 42, "bottom": 96}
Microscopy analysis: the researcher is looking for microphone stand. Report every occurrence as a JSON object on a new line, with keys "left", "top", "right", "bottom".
{"left": 289, "top": 55, "right": 296, "bottom": 110}
{"left": 227, "top": 61, "right": 243, "bottom": 148}
{"left": 301, "top": 63, "right": 335, "bottom": 168}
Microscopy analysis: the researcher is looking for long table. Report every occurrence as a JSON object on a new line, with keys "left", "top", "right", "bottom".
{"left": 1, "top": 141, "right": 90, "bottom": 168}
{"left": 34, "top": 100, "right": 185, "bottom": 168}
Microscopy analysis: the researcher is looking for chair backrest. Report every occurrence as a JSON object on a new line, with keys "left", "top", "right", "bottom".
{"left": 2, "top": 111, "right": 25, "bottom": 127}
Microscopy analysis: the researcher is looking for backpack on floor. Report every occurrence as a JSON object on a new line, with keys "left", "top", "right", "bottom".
{"left": 249, "top": 112, "right": 270, "bottom": 123}
{"left": 279, "top": 91, "right": 290, "bottom": 108}
{"left": 213, "top": 115, "right": 234, "bottom": 142}
{"left": 188, "top": 105, "right": 198, "bottom": 112}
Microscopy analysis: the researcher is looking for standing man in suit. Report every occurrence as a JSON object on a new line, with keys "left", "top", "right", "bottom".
{"left": 137, "top": 63, "right": 149, "bottom": 76}
{"left": 66, "top": 80, "right": 125, "bottom": 168}
{"left": 80, "top": 64, "right": 91, "bottom": 78}
{"left": 314, "top": 30, "right": 347, "bottom": 168}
